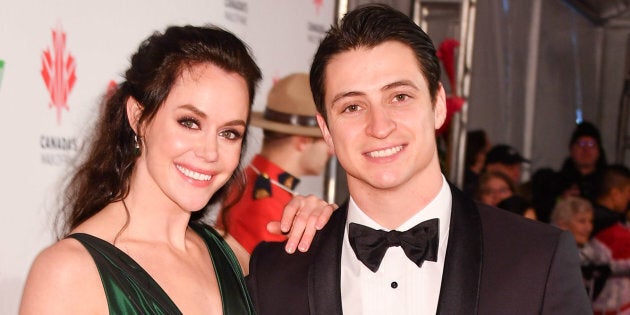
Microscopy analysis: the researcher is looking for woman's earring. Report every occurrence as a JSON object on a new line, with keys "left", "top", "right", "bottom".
{"left": 133, "top": 135, "right": 141, "bottom": 156}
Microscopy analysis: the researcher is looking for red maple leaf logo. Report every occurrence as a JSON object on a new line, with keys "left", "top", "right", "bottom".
{"left": 313, "top": 0, "right": 323, "bottom": 14}
{"left": 41, "top": 24, "right": 76, "bottom": 125}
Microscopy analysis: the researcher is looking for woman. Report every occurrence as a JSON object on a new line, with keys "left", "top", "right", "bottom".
{"left": 475, "top": 171, "right": 515, "bottom": 207}
{"left": 550, "top": 196, "right": 594, "bottom": 247}
{"left": 550, "top": 196, "right": 600, "bottom": 302}
{"left": 20, "top": 25, "right": 332, "bottom": 314}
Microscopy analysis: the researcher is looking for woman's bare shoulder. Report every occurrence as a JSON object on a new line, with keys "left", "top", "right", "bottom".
{"left": 19, "top": 237, "right": 107, "bottom": 314}
{"left": 223, "top": 233, "right": 250, "bottom": 275}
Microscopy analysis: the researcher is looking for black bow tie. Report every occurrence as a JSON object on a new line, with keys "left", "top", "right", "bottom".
{"left": 348, "top": 218, "right": 439, "bottom": 272}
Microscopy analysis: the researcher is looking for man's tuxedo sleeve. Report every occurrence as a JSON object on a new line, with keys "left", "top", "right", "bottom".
{"left": 542, "top": 231, "right": 592, "bottom": 314}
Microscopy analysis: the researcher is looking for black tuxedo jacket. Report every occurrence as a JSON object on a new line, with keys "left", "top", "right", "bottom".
{"left": 247, "top": 185, "right": 591, "bottom": 314}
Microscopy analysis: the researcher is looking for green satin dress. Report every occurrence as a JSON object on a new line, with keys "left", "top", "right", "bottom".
{"left": 68, "top": 222, "right": 255, "bottom": 314}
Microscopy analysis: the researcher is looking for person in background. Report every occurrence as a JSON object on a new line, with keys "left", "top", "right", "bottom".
{"left": 218, "top": 73, "right": 333, "bottom": 274}
{"left": 246, "top": 4, "right": 591, "bottom": 314}
{"left": 484, "top": 144, "right": 529, "bottom": 187}
{"left": 463, "top": 129, "right": 490, "bottom": 196}
{"left": 497, "top": 195, "right": 537, "bottom": 220}
{"left": 591, "top": 164, "right": 630, "bottom": 236}
{"left": 582, "top": 202, "right": 630, "bottom": 314}
{"left": 551, "top": 196, "right": 612, "bottom": 306}
{"left": 550, "top": 196, "right": 594, "bottom": 247}
{"left": 530, "top": 167, "right": 566, "bottom": 223}
{"left": 19, "top": 25, "right": 333, "bottom": 314}
{"left": 475, "top": 171, "right": 515, "bottom": 207}
{"left": 558, "top": 121, "right": 608, "bottom": 202}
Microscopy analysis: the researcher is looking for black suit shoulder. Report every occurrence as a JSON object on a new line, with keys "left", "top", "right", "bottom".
{"left": 248, "top": 203, "right": 344, "bottom": 271}
{"left": 247, "top": 205, "right": 346, "bottom": 314}
{"left": 476, "top": 201, "right": 564, "bottom": 246}
{"left": 473, "top": 202, "right": 590, "bottom": 314}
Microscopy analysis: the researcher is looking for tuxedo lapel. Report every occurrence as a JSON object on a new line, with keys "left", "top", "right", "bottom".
{"left": 436, "top": 184, "right": 483, "bottom": 314}
{"left": 308, "top": 203, "right": 348, "bottom": 315}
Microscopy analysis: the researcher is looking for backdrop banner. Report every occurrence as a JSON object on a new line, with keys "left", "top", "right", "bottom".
{"left": 0, "top": 1, "right": 334, "bottom": 313}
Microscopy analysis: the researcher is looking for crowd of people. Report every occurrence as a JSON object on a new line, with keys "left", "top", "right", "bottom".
{"left": 464, "top": 121, "right": 630, "bottom": 314}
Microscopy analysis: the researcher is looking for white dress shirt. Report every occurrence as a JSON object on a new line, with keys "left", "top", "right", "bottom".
{"left": 341, "top": 176, "right": 452, "bottom": 315}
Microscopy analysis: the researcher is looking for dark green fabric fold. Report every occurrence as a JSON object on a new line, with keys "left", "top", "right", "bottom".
{"left": 69, "top": 222, "right": 255, "bottom": 314}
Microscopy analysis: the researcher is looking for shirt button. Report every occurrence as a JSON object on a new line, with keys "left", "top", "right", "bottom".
{"left": 391, "top": 281, "right": 398, "bottom": 289}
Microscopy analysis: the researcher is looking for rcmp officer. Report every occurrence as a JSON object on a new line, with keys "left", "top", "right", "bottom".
{"left": 217, "top": 73, "right": 332, "bottom": 274}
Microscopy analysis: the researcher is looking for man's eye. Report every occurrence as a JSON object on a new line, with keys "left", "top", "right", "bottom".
{"left": 343, "top": 104, "right": 360, "bottom": 113}
{"left": 393, "top": 94, "right": 409, "bottom": 102}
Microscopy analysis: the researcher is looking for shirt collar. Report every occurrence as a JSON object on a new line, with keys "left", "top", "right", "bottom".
{"left": 347, "top": 175, "right": 452, "bottom": 238}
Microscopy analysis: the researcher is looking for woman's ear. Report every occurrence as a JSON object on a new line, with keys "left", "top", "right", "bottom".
{"left": 126, "top": 97, "right": 143, "bottom": 134}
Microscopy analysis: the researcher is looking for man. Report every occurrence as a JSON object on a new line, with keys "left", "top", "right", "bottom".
{"left": 218, "top": 73, "right": 332, "bottom": 273}
{"left": 583, "top": 219, "right": 630, "bottom": 313}
{"left": 591, "top": 164, "right": 630, "bottom": 236}
{"left": 559, "top": 121, "right": 608, "bottom": 202}
{"left": 484, "top": 143, "right": 529, "bottom": 185}
{"left": 582, "top": 180, "right": 630, "bottom": 313}
{"left": 582, "top": 165, "right": 630, "bottom": 311}
{"left": 247, "top": 4, "right": 591, "bottom": 314}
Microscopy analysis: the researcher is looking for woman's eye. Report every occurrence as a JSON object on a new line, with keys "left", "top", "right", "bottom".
{"left": 179, "top": 117, "right": 200, "bottom": 129}
{"left": 219, "top": 129, "right": 242, "bottom": 140}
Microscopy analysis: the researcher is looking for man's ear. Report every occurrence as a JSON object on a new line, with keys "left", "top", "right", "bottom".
{"left": 126, "top": 97, "right": 143, "bottom": 135}
{"left": 316, "top": 114, "right": 334, "bottom": 154}
{"left": 434, "top": 83, "right": 447, "bottom": 130}
{"left": 293, "top": 135, "right": 312, "bottom": 152}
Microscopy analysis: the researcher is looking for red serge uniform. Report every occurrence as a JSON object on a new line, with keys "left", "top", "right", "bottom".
{"left": 222, "top": 155, "right": 298, "bottom": 253}
{"left": 587, "top": 222, "right": 630, "bottom": 314}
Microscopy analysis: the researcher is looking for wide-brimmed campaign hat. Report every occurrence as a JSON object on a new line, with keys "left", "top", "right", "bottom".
{"left": 486, "top": 144, "right": 530, "bottom": 165}
{"left": 250, "top": 73, "right": 322, "bottom": 137}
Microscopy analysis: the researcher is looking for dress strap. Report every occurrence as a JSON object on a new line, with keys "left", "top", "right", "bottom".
{"left": 189, "top": 222, "right": 256, "bottom": 315}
